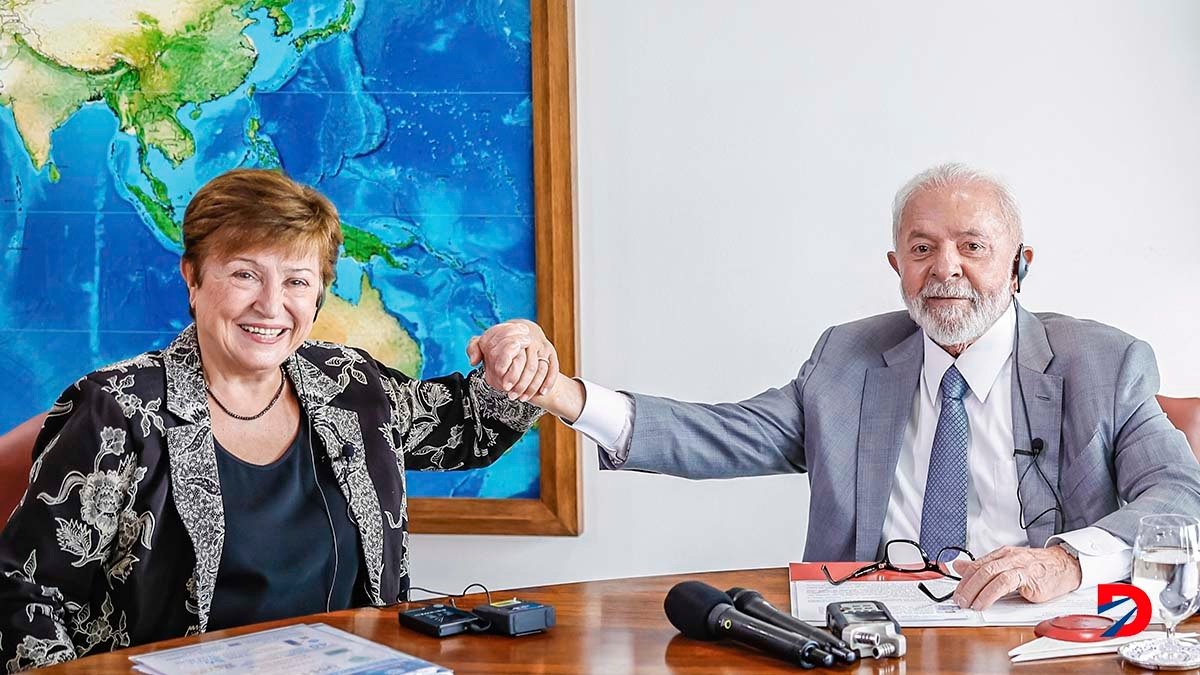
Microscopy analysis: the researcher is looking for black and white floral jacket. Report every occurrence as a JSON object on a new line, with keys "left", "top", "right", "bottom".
{"left": 0, "top": 326, "right": 541, "bottom": 672}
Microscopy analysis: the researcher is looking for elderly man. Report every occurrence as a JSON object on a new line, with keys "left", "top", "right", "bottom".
{"left": 525, "top": 162, "right": 1200, "bottom": 609}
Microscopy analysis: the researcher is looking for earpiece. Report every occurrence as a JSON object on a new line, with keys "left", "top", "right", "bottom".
{"left": 314, "top": 289, "right": 326, "bottom": 322}
{"left": 1012, "top": 243, "right": 1029, "bottom": 293}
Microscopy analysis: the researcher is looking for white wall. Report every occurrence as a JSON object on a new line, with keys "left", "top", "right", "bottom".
{"left": 408, "top": 0, "right": 1200, "bottom": 594}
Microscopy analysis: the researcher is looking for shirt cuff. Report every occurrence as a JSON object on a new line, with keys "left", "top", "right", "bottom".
{"left": 562, "top": 378, "right": 634, "bottom": 463}
{"left": 1047, "top": 527, "right": 1133, "bottom": 589}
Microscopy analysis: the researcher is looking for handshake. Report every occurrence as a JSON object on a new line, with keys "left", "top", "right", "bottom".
{"left": 665, "top": 581, "right": 904, "bottom": 669}
{"left": 468, "top": 318, "right": 586, "bottom": 422}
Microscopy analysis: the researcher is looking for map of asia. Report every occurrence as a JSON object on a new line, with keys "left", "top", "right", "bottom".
{"left": 0, "top": 0, "right": 540, "bottom": 498}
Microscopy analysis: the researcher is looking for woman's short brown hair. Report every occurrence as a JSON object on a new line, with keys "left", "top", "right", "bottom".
{"left": 182, "top": 169, "right": 343, "bottom": 287}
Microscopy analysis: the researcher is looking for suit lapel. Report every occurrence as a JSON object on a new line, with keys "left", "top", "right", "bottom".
{"left": 855, "top": 330, "right": 923, "bottom": 561}
{"left": 1011, "top": 306, "right": 1064, "bottom": 547}
{"left": 162, "top": 326, "right": 224, "bottom": 634}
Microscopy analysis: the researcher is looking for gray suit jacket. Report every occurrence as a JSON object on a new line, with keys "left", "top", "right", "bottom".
{"left": 612, "top": 307, "right": 1200, "bottom": 562}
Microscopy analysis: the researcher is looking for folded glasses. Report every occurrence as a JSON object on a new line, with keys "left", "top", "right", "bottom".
{"left": 820, "top": 539, "right": 975, "bottom": 603}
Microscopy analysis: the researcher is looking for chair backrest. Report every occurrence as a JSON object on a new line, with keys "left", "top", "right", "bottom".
{"left": 1159, "top": 395, "right": 1200, "bottom": 463}
{"left": 0, "top": 414, "right": 46, "bottom": 532}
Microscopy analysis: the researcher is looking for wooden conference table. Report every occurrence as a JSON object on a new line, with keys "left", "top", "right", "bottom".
{"left": 33, "top": 567, "right": 1194, "bottom": 674}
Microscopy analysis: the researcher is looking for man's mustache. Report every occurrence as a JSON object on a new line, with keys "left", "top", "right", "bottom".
{"left": 918, "top": 281, "right": 980, "bottom": 302}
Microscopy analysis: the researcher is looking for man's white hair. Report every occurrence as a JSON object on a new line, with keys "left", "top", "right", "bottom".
{"left": 891, "top": 162, "right": 1023, "bottom": 248}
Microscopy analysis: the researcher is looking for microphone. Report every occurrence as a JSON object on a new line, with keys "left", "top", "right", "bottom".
{"left": 663, "top": 581, "right": 834, "bottom": 668}
{"left": 1014, "top": 438, "right": 1045, "bottom": 457}
{"left": 341, "top": 443, "right": 356, "bottom": 461}
{"left": 727, "top": 587, "right": 858, "bottom": 664}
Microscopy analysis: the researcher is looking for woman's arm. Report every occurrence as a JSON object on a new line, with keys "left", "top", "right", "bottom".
{"left": 372, "top": 318, "right": 584, "bottom": 472}
{"left": 377, "top": 366, "right": 543, "bottom": 472}
{"left": 0, "top": 378, "right": 141, "bottom": 670}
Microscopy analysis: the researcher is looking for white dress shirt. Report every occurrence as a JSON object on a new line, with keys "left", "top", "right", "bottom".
{"left": 567, "top": 303, "right": 1132, "bottom": 588}
{"left": 882, "top": 302, "right": 1025, "bottom": 556}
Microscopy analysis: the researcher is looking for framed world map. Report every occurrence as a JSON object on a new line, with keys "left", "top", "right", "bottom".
{"left": 0, "top": 0, "right": 579, "bottom": 535}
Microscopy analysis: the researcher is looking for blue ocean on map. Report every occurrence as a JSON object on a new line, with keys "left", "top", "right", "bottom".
{"left": 0, "top": 1, "right": 539, "bottom": 498}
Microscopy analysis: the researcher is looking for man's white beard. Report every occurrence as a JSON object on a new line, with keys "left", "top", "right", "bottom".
{"left": 902, "top": 279, "right": 1012, "bottom": 347}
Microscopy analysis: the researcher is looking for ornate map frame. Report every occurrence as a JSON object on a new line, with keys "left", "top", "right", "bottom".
{"left": 407, "top": 0, "right": 580, "bottom": 536}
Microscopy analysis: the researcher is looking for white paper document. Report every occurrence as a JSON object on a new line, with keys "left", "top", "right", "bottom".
{"left": 1008, "top": 631, "right": 1196, "bottom": 663}
{"left": 130, "top": 623, "right": 451, "bottom": 675}
{"left": 791, "top": 578, "right": 1100, "bottom": 627}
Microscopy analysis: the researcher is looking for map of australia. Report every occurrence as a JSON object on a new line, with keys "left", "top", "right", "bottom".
{"left": 0, "top": 0, "right": 539, "bottom": 498}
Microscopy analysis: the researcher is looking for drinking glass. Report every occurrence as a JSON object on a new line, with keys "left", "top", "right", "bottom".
{"left": 1119, "top": 514, "right": 1200, "bottom": 670}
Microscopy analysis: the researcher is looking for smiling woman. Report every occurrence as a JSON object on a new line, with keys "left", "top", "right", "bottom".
{"left": 179, "top": 171, "right": 342, "bottom": 465}
{"left": 0, "top": 169, "right": 568, "bottom": 670}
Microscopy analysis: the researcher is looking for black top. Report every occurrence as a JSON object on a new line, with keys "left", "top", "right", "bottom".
{"left": 209, "top": 416, "right": 362, "bottom": 630}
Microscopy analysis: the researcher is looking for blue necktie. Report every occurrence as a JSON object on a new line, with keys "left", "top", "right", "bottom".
{"left": 919, "top": 365, "right": 971, "bottom": 563}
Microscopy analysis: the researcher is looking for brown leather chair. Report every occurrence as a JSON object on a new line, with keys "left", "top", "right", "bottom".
{"left": 1159, "top": 395, "right": 1200, "bottom": 462}
{"left": 0, "top": 413, "right": 46, "bottom": 532}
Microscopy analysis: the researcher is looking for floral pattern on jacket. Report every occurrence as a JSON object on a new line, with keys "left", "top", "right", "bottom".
{"left": 0, "top": 326, "right": 541, "bottom": 672}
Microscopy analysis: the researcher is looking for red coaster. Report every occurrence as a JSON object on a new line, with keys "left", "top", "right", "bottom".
{"left": 1033, "top": 614, "right": 1116, "bottom": 642}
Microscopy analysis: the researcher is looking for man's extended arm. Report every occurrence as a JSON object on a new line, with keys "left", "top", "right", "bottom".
{"left": 536, "top": 327, "right": 837, "bottom": 479}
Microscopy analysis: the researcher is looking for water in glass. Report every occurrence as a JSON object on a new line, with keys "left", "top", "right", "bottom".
{"left": 1120, "top": 514, "right": 1200, "bottom": 670}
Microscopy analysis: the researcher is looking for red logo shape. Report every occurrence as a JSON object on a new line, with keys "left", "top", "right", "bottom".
{"left": 1098, "top": 583, "right": 1152, "bottom": 638}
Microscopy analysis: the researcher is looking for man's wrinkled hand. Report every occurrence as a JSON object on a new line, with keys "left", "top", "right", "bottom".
{"left": 951, "top": 545, "right": 1081, "bottom": 610}
{"left": 467, "top": 319, "right": 559, "bottom": 402}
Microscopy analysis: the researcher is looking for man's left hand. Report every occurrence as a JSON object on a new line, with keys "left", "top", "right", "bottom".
{"left": 951, "top": 545, "right": 1082, "bottom": 610}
